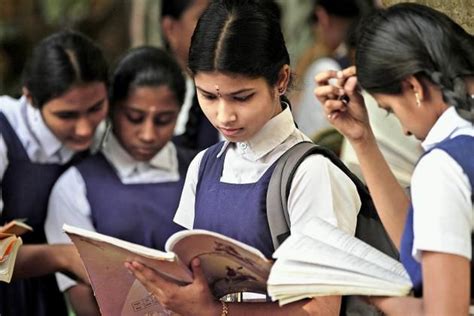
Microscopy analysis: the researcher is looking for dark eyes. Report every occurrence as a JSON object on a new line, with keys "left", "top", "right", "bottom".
{"left": 53, "top": 102, "right": 104, "bottom": 120}
{"left": 201, "top": 92, "right": 254, "bottom": 102}
{"left": 124, "top": 112, "right": 176, "bottom": 126}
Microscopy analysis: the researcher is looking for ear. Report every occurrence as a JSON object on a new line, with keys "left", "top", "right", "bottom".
{"left": 22, "top": 87, "right": 35, "bottom": 107}
{"left": 276, "top": 65, "right": 291, "bottom": 95}
{"left": 161, "top": 16, "right": 176, "bottom": 46}
{"left": 315, "top": 6, "right": 330, "bottom": 29}
{"left": 403, "top": 75, "right": 425, "bottom": 101}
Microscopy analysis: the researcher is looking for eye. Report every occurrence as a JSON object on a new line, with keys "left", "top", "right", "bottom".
{"left": 54, "top": 112, "right": 79, "bottom": 120}
{"left": 201, "top": 93, "right": 217, "bottom": 100}
{"left": 153, "top": 113, "right": 177, "bottom": 126}
{"left": 233, "top": 93, "right": 254, "bottom": 102}
{"left": 88, "top": 102, "right": 104, "bottom": 113}
{"left": 125, "top": 112, "right": 145, "bottom": 124}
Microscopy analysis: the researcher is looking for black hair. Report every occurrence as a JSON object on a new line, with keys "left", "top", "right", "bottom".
{"left": 356, "top": 3, "right": 474, "bottom": 122}
{"left": 313, "top": 0, "right": 373, "bottom": 18}
{"left": 161, "top": 0, "right": 196, "bottom": 19}
{"left": 22, "top": 30, "right": 108, "bottom": 109}
{"left": 188, "top": 0, "right": 289, "bottom": 88}
{"left": 109, "top": 46, "right": 186, "bottom": 110}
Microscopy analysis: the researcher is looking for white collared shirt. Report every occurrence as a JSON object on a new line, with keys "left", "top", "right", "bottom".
{"left": 412, "top": 106, "right": 474, "bottom": 261}
{"left": 174, "top": 106, "right": 361, "bottom": 239}
{"left": 45, "top": 133, "right": 180, "bottom": 291}
{"left": 0, "top": 95, "right": 76, "bottom": 212}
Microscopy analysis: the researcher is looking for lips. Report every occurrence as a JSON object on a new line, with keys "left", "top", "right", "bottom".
{"left": 218, "top": 127, "right": 242, "bottom": 137}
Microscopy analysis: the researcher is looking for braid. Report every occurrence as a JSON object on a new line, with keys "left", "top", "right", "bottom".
{"left": 428, "top": 71, "right": 474, "bottom": 123}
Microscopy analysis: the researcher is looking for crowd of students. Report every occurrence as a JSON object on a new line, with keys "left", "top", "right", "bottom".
{"left": 0, "top": 0, "right": 472, "bottom": 315}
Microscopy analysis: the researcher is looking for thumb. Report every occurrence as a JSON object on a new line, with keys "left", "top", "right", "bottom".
{"left": 190, "top": 257, "right": 207, "bottom": 284}
{"left": 344, "top": 76, "right": 359, "bottom": 97}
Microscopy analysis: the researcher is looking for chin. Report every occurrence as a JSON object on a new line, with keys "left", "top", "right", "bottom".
{"left": 67, "top": 141, "right": 92, "bottom": 152}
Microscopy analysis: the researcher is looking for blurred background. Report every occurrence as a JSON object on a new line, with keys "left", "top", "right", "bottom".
{"left": 0, "top": 0, "right": 472, "bottom": 98}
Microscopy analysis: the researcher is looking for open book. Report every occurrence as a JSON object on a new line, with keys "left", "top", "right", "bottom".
{"left": 0, "top": 219, "right": 33, "bottom": 236}
{"left": 64, "top": 218, "right": 412, "bottom": 314}
{"left": 0, "top": 219, "right": 32, "bottom": 283}
{"left": 0, "top": 233, "right": 23, "bottom": 283}
{"left": 63, "top": 224, "right": 272, "bottom": 316}
{"left": 268, "top": 217, "right": 412, "bottom": 305}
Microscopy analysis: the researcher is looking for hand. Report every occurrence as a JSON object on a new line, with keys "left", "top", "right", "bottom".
{"left": 314, "top": 66, "right": 373, "bottom": 144}
{"left": 125, "top": 258, "right": 221, "bottom": 316}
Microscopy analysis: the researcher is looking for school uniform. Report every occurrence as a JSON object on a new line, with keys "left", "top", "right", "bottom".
{"left": 174, "top": 105, "right": 361, "bottom": 258}
{"left": 0, "top": 95, "right": 77, "bottom": 316}
{"left": 400, "top": 106, "right": 474, "bottom": 296}
{"left": 45, "top": 134, "right": 194, "bottom": 292}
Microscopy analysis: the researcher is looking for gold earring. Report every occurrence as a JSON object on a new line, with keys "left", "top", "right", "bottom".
{"left": 415, "top": 92, "right": 422, "bottom": 107}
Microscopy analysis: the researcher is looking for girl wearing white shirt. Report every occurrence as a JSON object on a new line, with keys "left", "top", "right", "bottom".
{"left": 315, "top": 3, "right": 474, "bottom": 315}
{"left": 0, "top": 30, "right": 108, "bottom": 316}
{"left": 46, "top": 46, "right": 195, "bottom": 316}
{"left": 126, "top": 1, "right": 361, "bottom": 315}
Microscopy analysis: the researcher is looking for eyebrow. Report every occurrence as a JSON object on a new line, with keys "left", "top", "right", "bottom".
{"left": 196, "top": 86, "right": 255, "bottom": 95}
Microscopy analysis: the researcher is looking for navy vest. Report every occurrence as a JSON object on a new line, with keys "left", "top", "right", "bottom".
{"left": 0, "top": 112, "right": 68, "bottom": 316}
{"left": 400, "top": 135, "right": 474, "bottom": 297}
{"left": 75, "top": 147, "right": 195, "bottom": 250}
{"left": 193, "top": 142, "right": 275, "bottom": 258}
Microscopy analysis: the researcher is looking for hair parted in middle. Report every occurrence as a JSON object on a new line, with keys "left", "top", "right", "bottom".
{"left": 188, "top": 0, "right": 289, "bottom": 87}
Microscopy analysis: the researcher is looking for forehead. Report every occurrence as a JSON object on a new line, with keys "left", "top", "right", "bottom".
{"left": 123, "top": 86, "right": 180, "bottom": 110}
{"left": 45, "top": 82, "right": 107, "bottom": 110}
{"left": 194, "top": 72, "right": 267, "bottom": 91}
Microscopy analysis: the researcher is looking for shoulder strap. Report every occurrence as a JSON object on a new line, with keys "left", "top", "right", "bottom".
{"left": 267, "top": 141, "right": 398, "bottom": 259}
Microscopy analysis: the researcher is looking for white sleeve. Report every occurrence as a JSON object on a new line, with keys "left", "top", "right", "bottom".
{"left": 412, "top": 149, "right": 473, "bottom": 261}
{"left": 0, "top": 136, "right": 8, "bottom": 214}
{"left": 45, "top": 166, "right": 95, "bottom": 291}
{"left": 173, "top": 150, "right": 206, "bottom": 229}
{"left": 287, "top": 155, "right": 361, "bottom": 236}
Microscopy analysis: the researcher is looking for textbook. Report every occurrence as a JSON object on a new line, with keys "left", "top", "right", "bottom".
{"left": 267, "top": 217, "right": 412, "bottom": 305}
{"left": 0, "top": 233, "right": 23, "bottom": 283}
{"left": 64, "top": 219, "right": 412, "bottom": 314}
{"left": 63, "top": 224, "right": 272, "bottom": 316}
{"left": 0, "top": 219, "right": 33, "bottom": 236}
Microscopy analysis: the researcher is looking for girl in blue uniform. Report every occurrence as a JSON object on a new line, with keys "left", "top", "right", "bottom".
{"left": 46, "top": 46, "right": 196, "bottom": 315}
{"left": 0, "top": 30, "right": 108, "bottom": 316}
{"left": 315, "top": 3, "right": 474, "bottom": 315}
{"left": 126, "top": 1, "right": 362, "bottom": 315}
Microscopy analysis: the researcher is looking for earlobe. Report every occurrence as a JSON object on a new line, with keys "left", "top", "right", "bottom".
{"left": 161, "top": 17, "right": 176, "bottom": 45}
{"left": 277, "top": 65, "right": 291, "bottom": 95}
{"left": 405, "top": 75, "right": 424, "bottom": 101}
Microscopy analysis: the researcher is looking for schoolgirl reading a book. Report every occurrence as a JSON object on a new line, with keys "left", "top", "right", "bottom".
{"left": 45, "top": 46, "right": 196, "bottom": 315}
{"left": 0, "top": 30, "right": 109, "bottom": 316}
{"left": 315, "top": 3, "right": 474, "bottom": 314}
{"left": 126, "top": 0, "right": 361, "bottom": 315}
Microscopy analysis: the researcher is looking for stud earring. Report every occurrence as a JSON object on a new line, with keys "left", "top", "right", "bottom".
{"left": 278, "top": 87, "right": 285, "bottom": 95}
{"left": 415, "top": 92, "right": 422, "bottom": 107}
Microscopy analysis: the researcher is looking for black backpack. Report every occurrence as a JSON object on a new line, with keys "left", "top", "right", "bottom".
{"left": 266, "top": 141, "right": 399, "bottom": 315}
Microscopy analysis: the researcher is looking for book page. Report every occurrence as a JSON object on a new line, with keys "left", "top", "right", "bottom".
{"left": 0, "top": 219, "right": 33, "bottom": 236}
{"left": 64, "top": 224, "right": 192, "bottom": 316}
{"left": 268, "top": 218, "right": 412, "bottom": 304}
{"left": 0, "top": 235, "right": 22, "bottom": 283}
{"left": 166, "top": 229, "right": 273, "bottom": 297}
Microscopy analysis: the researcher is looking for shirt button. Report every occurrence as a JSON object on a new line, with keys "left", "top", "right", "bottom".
{"left": 239, "top": 143, "right": 248, "bottom": 150}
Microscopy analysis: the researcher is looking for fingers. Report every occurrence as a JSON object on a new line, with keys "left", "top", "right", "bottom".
{"left": 125, "top": 261, "right": 170, "bottom": 297}
{"left": 314, "top": 69, "right": 339, "bottom": 87}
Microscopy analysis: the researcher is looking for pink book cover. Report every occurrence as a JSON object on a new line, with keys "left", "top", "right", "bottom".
{"left": 64, "top": 225, "right": 273, "bottom": 316}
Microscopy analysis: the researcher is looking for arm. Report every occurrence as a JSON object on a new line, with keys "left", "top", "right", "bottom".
{"left": 13, "top": 244, "right": 88, "bottom": 283}
{"left": 0, "top": 136, "right": 8, "bottom": 213}
{"left": 369, "top": 252, "right": 469, "bottom": 315}
{"left": 45, "top": 167, "right": 100, "bottom": 316}
{"left": 314, "top": 67, "right": 409, "bottom": 248}
{"left": 126, "top": 258, "right": 341, "bottom": 316}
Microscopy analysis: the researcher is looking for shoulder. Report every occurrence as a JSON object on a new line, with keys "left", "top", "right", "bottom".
{"left": 0, "top": 96, "right": 25, "bottom": 128}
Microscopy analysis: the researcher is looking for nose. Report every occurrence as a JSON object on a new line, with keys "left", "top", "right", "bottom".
{"left": 216, "top": 101, "right": 236, "bottom": 125}
{"left": 403, "top": 127, "right": 412, "bottom": 137}
{"left": 75, "top": 117, "right": 94, "bottom": 139}
{"left": 138, "top": 117, "right": 157, "bottom": 143}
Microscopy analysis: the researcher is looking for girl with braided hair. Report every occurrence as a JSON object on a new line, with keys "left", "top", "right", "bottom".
{"left": 316, "top": 3, "right": 474, "bottom": 314}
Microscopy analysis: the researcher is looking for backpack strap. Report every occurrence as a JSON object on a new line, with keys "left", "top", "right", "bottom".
{"left": 267, "top": 141, "right": 398, "bottom": 259}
